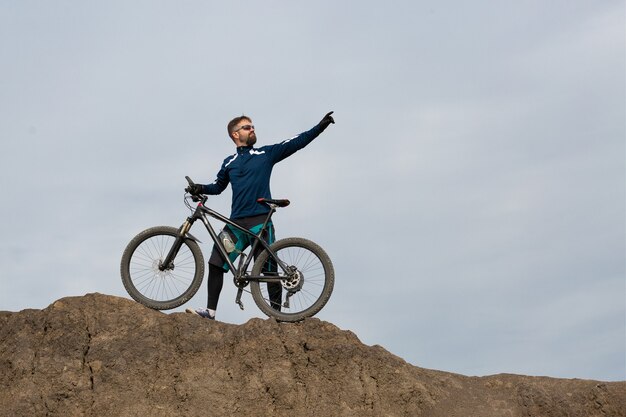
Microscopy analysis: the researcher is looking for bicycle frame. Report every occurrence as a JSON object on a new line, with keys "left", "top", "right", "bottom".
{"left": 161, "top": 195, "right": 291, "bottom": 283}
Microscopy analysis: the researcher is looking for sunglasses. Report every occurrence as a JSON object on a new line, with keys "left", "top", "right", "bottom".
{"left": 234, "top": 124, "right": 255, "bottom": 133}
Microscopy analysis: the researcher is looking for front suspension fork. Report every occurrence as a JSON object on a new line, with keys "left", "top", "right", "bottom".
{"left": 159, "top": 219, "right": 192, "bottom": 271}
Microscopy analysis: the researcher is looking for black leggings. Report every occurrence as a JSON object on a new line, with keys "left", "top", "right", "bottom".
{"left": 206, "top": 263, "right": 226, "bottom": 310}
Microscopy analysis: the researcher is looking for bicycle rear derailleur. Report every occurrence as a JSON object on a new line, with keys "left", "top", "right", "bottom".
{"left": 281, "top": 267, "right": 304, "bottom": 309}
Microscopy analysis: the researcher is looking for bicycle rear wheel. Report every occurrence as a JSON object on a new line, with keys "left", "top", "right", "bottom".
{"left": 120, "top": 226, "right": 205, "bottom": 310}
{"left": 250, "top": 237, "right": 334, "bottom": 322}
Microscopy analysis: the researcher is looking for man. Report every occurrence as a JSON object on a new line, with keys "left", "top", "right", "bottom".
{"left": 185, "top": 111, "right": 335, "bottom": 319}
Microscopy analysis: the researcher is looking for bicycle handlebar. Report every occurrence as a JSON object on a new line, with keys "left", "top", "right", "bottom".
{"left": 184, "top": 176, "right": 206, "bottom": 203}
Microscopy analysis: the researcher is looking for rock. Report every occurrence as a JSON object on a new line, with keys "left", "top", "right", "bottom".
{"left": 0, "top": 293, "right": 624, "bottom": 417}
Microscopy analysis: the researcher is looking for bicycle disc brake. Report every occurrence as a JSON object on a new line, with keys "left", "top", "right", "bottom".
{"left": 281, "top": 267, "right": 303, "bottom": 290}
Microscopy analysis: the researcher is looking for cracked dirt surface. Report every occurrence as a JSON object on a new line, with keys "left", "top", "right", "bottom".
{"left": 1, "top": 293, "right": 625, "bottom": 417}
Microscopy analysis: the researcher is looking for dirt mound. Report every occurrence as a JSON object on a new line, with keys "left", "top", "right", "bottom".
{"left": 1, "top": 293, "right": 624, "bottom": 416}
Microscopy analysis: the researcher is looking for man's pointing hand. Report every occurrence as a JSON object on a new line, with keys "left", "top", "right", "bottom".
{"left": 319, "top": 111, "right": 335, "bottom": 130}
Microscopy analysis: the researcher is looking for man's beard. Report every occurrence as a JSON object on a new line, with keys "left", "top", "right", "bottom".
{"left": 246, "top": 133, "right": 257, "bottom": 146}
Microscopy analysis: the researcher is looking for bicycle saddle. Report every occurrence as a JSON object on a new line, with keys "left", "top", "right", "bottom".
{"left": 257, "top": 198, "right": 290, "bottom": 207}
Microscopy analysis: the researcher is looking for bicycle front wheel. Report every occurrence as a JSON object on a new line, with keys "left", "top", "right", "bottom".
{"left": 120, "top": 226, "right": 205, "bottom": 310}
{"left": 250, "top": 237, "right": 334, "bottom": 322}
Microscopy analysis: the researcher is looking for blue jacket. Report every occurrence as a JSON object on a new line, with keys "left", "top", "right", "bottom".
{"left": 201, "top": 123, "right": 325, "bottom": 219}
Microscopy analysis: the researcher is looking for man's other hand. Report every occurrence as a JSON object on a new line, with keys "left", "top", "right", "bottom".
{"left": 185, "top": 184, "right": 204, "bottom": 195}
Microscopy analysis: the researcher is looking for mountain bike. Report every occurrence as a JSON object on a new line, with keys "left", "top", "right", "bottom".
{"left": 120, "top": 177, "right": 334, "bottom": 322}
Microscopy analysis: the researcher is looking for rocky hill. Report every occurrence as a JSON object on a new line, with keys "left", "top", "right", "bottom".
{"left": 0, "top": 293, "right": 624, "bottom": 417}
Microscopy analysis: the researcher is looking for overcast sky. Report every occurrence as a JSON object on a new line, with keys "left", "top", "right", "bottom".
{"left": 1, "top": 1, "right": 624, "bottom": 382}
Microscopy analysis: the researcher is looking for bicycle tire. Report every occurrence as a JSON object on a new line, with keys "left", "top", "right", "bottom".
{"left": 120, "top": 226, "right": 205, "bottom": 310}
{"left": 250, "top": 237, "right": 334, "bottom": 322}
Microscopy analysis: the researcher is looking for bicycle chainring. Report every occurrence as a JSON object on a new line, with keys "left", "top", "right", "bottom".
{"left": 233, "top": 275, "right": 249, "bottom": 289}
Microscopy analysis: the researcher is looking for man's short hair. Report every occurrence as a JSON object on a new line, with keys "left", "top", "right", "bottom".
{"left": 227, "top": 115, "right": 251, "bottom": 139}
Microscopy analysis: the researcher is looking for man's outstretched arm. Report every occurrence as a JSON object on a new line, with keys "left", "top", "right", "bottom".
{"left": 270, "top": 111, "right": 335, "bottom": 163}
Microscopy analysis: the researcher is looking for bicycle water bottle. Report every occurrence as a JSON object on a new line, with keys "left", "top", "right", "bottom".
{"left": 219, "top": 230, "right": 236, "bottom": 253}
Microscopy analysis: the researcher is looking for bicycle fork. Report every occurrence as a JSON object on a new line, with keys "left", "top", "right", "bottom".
{"left": 159, "top": 219, "right": 193, "bottom": 271}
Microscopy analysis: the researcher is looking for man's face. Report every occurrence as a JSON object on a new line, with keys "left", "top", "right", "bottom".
{"left": 233, "top": 120, "right": 256, "bottom": 146}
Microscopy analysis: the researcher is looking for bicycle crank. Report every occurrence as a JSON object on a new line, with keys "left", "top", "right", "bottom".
{"left": 235, "top": 288, "right": 245, "bottom": 310}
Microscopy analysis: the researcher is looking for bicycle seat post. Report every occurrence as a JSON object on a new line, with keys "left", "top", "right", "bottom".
{"left": 256, "top": 200, "right": 279, "bottom": 238}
